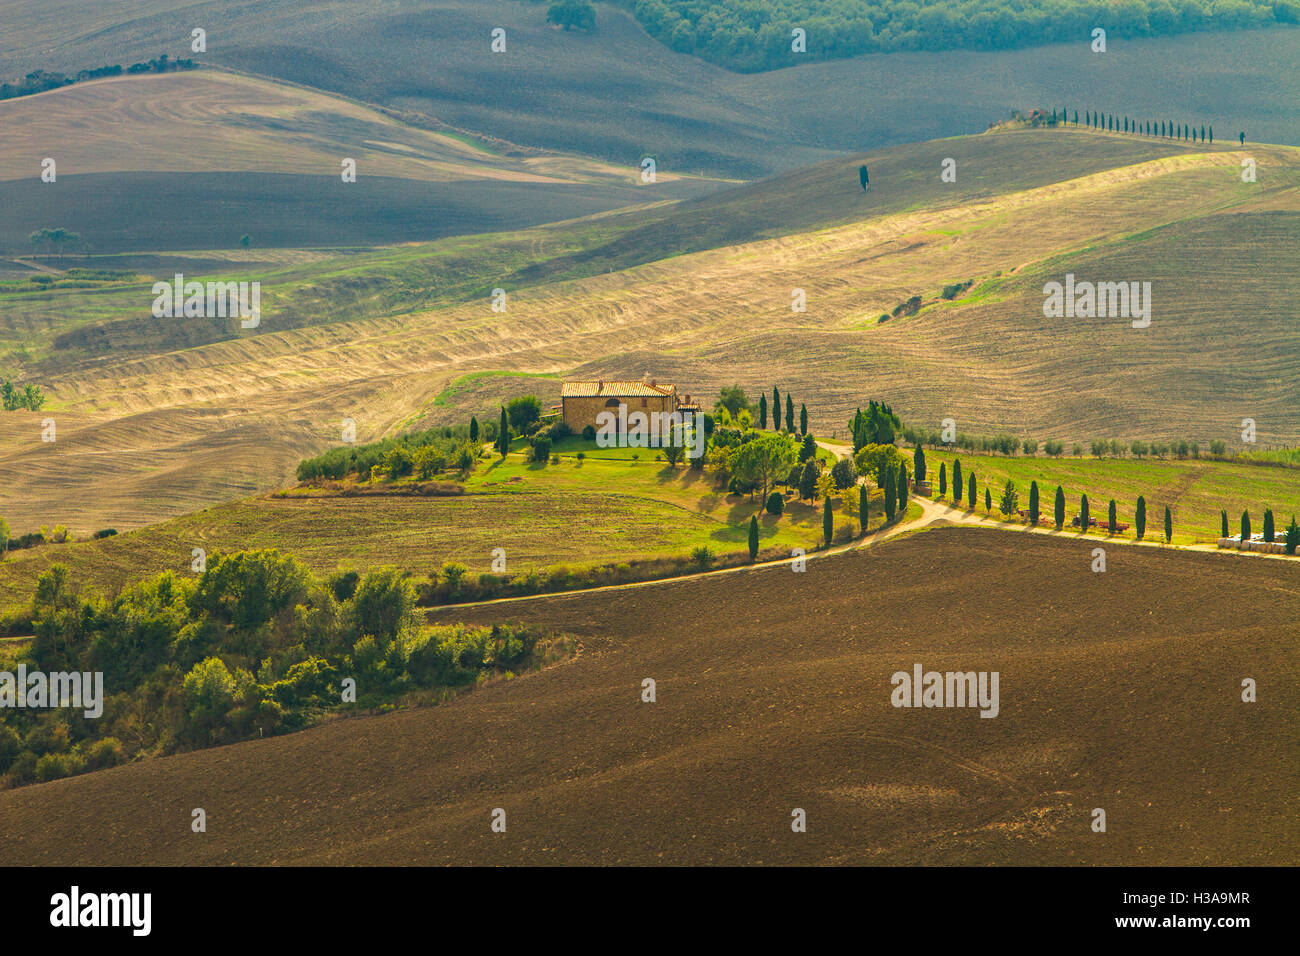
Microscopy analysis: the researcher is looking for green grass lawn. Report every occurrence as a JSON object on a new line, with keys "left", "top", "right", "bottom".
{"left": 924, "top": 450, "right": 1300, "bottom": 544}
{"left": 0, "top": 451, "right": 878, "bottom": 610}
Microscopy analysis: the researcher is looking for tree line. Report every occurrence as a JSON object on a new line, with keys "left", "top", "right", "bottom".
{"left": 0, "top": 550, "right": 558, "bottom": 787}
{"left": 623, "top": 0, "right": 1297, "bottom": 71}
{"left": 0, "top": 55, "right": 198, "bottom": 101}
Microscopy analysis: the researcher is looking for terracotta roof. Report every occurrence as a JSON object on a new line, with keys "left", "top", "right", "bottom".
{"left": 561, "top": 380, "right": 678, "bottom": 398}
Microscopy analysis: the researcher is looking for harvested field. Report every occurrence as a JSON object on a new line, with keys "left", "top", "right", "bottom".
{"left": 1, "top": 528, "right": 1294, "bottom": 866}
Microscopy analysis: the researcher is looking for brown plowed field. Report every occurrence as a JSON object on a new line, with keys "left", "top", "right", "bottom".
{"left": 2, "top": 528, "right": 1295, "bottom": 865}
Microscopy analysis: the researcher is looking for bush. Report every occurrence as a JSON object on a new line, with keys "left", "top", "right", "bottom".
{"left": 581, "top": 424, "right": 596, "bottom": 441}
{"left": 830, "top": 457, "right": 857, "bottom": 490}
{"left": 765, "top": 491, "right": 784, "bottom": 515}
{"left": 531, "top": 436, "right": 552, "bottom": 462}
{"left": 91, "top": 528, "right": 117, "bottom": 539}
{"left": 690, "top": 546, "right": 715, "bottom": 570}
{"left": 34, "top": 751, "right": 87, "bottom": 783}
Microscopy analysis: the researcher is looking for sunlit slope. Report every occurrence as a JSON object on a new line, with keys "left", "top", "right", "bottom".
{"left": 2, "top": 129, "right": 1207, "bottom": 364}
{"left": 2, "top": 130, "right": 1296, "bottom": 534}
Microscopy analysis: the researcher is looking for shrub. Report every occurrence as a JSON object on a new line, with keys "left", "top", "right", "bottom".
{"left": 581, "top": 424, "right": 596, "bottom": 441}
{"left": 765, "top": 491, "right": 784, "bottom": 515}
{"left": 531, "top": 436, "right": 552, "bottom": 462}
{"left": 35, "top": 751, "right": 86, "bottom": 783}
{"left": 91, "top": 528, "right": 117, "bottom": 539}
{"left": 830, "top": 457, "right": 857, "bottom": 489}
{"left": 1284, "top": 516, "right": 1299, "bottom": 555}
{"left": 690, "top": 546, "right": 715, "bottom": 570}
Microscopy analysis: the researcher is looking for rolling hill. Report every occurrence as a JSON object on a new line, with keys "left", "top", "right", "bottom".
{"left": 0, "top": 69, "right": 723, "bottom": 254}
{"left": 0, "top": 127, "right": 1296, "bottom": 536}
{"left": 0, "top": 529, "right": 1293, "bottom": 865}
{"left": 0, "top": 1, "right": 1296, "bottom": 179}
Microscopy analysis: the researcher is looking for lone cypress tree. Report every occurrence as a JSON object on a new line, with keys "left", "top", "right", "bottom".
{"left": 859, "top": 484, "right": 869, "bottom": 535}
{"left": 953, "top": 460, "right": 963, "bottom": 503}
{"left": 748, "top": 514, "right": 759, "bottom": 560}
{"left": 785, "top": 394, "right": 795, "bottom": 433}
{"left": 1285, "top": 515, "right": 1300, "bottom": 555}
{"left": 1136, "top": 495, "right": 1147, "bottom": 540}
{"left": 1220, "top": 510, "right": 1229, "bottom": 538}
{"left": 497, "top": 407, "right": 509, "bottom": 456}
{"left": 913, "top": 445, "right": 926, "bottom": 483}
{"left": 1054, "top": 485, "right": 1065, "bottom": 530}
{"left": 884, "top": 464, "right": 896, "bottom": 519}
{"left": 799, "top": 403, "right": 808, "bottom": 436}
{"left": 1080, "top": 494, "right": 1090, "bottom": 532}
{"left": 759, "top": 394, "right": 768, "bottom": 429}
{"left": 1241, "top": 510, "right": 1251, "bottom": 544}
{"left": 938, "top": 462, "right": 947, "bottom": 498}
{"left": 897, "top": 462, "right": 908, "bottom": 515}
{"left": 984, "top": 486, "right": 991, "bottom": 513}
{"left": 1029, "top": 480, "right": 1039, "bottom": 525}
{"left": 823, "top": 498, "right": 833, "bottom": 547}
{"left": 1264, "top": 509, "right": 1275, "bottom": 544}
{"left": 968, "top": 472, "right": 977, "bottom": 510}
{"left": 1108, "top": 499, "right": 1117, "bottom": 534}
{"left": 1164, "top": 506, "right": 1172, "bottom": 543}
{"left": 772, "top": 387, "right": 781, "bottom": 430}
{"left": 469, "top": 416, "right": 479, "bottom": 443}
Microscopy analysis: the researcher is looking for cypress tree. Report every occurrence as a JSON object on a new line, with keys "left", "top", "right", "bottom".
{"left": 748, "top": 514, "right": 759, "bottom": 560}
{"left": 884, "top": 464, "right": 896, "bottom": 519}
{"left": 1108, "top": 499, "right": 1117, "bottom": 534}
{"left": 953, "top": 460, "right": 963, "bottom": 503}
{"left": 786, "top": 394, "right": 795, "bottom": 433}
{"left": 1054, "top": 485, "right": 1065, "bottom": 530}
{"left": 1164, "top": 506, "right": 1172, "bottom": 543}
{"left": 1029, "top": 480, "right": 1039, "bottom": 525}
{"left": 938, "top": 462, "right": 947, "bottom": 497}
{"left": 799, "top": 460, "right": 818, "bottom": 501}
{"left": 1285, "top": 515, "right": 1300, "bottom": 555}
{"left": 968, "top": 472, "right": 977, "bottom": 510}
{"left": 1241, "top": 510, "right": 1251, "bottom": 543}
{"left": 984, "top": 486, "right": 991, "bottom": 513}
{"left": 1136, "top": 495, "right": 1146, "bottom": 540}
{"left": 1080, "top": 494, "right": 1090, "bottom": 531}
{"left": 913, "top": 445, "right": 926, "bottom": 483}
{"left": 1264, "top": 509, "right": 1275, "bottom": 544}
{"left": 497, "top": 407, "right": 509, "bottom": 456}
{"left": 823, "top": 498, "right": 833, "bottom": 547}
{"left": 897, "top": 462, "right": 908, "bottom": 515}
{"left": 759, "top": 394, "right": 768, "bottom": 429}
{"left": 470, "top": 416, "right": 479, "bottom": 443}
{"left": 773, "top": 388, "right": 781, "bottom": 430}
{"left": 1220, "top": 510, "right": 1229, "bottom": 538}
{"left": 859, "top": 484, "right": 869, "bottom": 535}
{"left": 799, "top": 403, "right": 808, "bottom": 436}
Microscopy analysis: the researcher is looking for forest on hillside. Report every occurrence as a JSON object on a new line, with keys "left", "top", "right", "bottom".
{"left": 617, "top": 0, "right": 1298, "bottom": 69}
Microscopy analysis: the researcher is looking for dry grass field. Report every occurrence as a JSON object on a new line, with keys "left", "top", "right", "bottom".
{"left": 1, "top": 528, "right": 1293, "bottom": 865}
{"left": 1, "top": 128, "right": 1294, "bottom": 537}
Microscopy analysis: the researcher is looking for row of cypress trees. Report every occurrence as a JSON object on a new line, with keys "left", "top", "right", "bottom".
{"left": 760, "top": 387, "right": 808, "bottom": 436}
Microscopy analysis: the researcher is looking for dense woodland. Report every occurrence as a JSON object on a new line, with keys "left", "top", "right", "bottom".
{"left": 620, "top": 0, "right": 1298, "bottom": 69}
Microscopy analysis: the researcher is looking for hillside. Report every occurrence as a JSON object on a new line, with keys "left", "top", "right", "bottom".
{"left": 1, "top": 529, "right": 1293, "bottom": 865}
{"left": 0, "top": 1, "right": 1297, "bottom": 178}
{"left": 0, "top": 70, "right": 722, "bottom": 254}
{"left": 0, "top": 127, "right": 1296, "bottom": 535}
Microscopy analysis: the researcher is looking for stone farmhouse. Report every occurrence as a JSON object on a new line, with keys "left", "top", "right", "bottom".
{"left": 557, "top": 377, "right": 701, "bottom": 431}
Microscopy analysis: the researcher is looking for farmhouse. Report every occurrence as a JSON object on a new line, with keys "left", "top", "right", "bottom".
{"left": 559, "top": 377, "right": 700, "bottom": 431}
